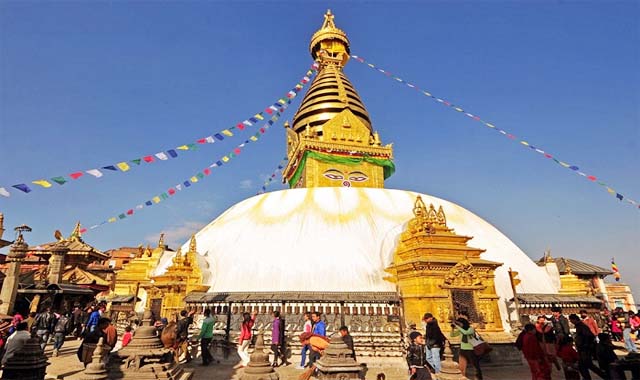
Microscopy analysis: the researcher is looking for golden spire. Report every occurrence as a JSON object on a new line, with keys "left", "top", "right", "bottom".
{"left": 172, "top": 248, "right": 184, "bottom": 266}
{"left": 157, "top": 233, "right": 165, "bottom": 249}
{"left": 309, "top": 9, "right": 350, "bottom": 66}
{"left": 69, "top": 221, "right": 82, "bottom": 242}
{"left": 189, "top": 234, "right": 197, "bottom": 253}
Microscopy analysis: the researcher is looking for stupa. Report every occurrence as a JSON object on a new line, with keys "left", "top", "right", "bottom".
{"left": 157, "top": 10, "right": 559, "bottom": 357}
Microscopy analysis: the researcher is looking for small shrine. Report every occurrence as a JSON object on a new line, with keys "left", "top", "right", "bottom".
{"left": 143, "top": 235, "right": 209, "bottom": 319}
{"left": 385, "top": 196, "right": 504, "bottom": 336}
{"left": 111, "top": 309, "right": 192, "bottom": 380}
{"left": 239, "top": 333, "right": 279, "bottom": 380}
{"left": 314, "top": 335, "right": 361, "bottom": 380}
{"left": 113, "top": 234, "right": 168, "bottom": 311}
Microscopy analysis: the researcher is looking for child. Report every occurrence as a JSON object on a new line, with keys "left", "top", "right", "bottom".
{"left": 122, "top": 325, "right": 132, "bottom": 348}
{"left": 406, "top": 331, "right": 433, "bottom": 380}
{"left": 556, "top": 337, "right": 580, "bottom": 380}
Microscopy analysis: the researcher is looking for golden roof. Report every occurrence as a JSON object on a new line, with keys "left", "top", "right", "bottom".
{"left": 292, "top": 10, "right": 372, "bottom": 135}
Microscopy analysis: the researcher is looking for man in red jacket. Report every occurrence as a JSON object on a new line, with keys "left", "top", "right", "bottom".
{"left": 521, "top": 323, "right": 551, "bottom": 380}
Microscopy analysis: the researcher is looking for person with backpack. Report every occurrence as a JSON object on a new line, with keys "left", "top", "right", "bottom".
{"left": 450, "top": 317, "right": 483, "bottom": 380}
{"left": 52, "top": 311, "right": 70, "bottom": 357}
{"left": 35, "top": 307, "right": 56, "bottom": 350}
{"left": 569, "top": 313, "right": 606, "bottom": 380}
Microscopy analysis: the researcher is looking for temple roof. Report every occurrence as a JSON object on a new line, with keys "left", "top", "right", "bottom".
{"left": 536, "top": 257, "right": 612, "bottom": 276}
{"left": 513, "top": 293, "right": 603, "bottom": 305}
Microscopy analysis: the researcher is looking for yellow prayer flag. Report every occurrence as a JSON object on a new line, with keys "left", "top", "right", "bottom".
{"left": 32, "top": 180, "right": 52, "bottom": 188}
{"left": 176, "top": 145, "right": 190, "bottom": 150}
{"left": 423, "top": 91, "right": 432, "bottom": 97}
{"left": 222, "top": 129, "right": 233, "bottom": 137}
{"left": 454, "top": 107, "right": 463, "bottom": 112}
{"left": 559, "top": 162, "right": 570, "bottom": 168}
{"left": 278, "top": 99, "right": 286, "bottom": 105}
{"left": 190, "top": 176, "right": 198, "bottom": 183}
{"left": 152, "top": 196, "right": 161, "bottom": 203}
{"left": 520, "top": 141, "right": 530, "bottom": 146}
{"left": 254, "top": 114, "right": 264, "bottom": 120}
{"left": 485, "top": 123, "right": 496, "bottom": 129}
{"left": 108, "top": 217, "right": 117, "bottom": 223}
{"left": 222, "top": 156, "right": 230, "bottom": 162}
{"left": 607, "top": 187, "right": 615, "bottom": 194}
{"left": 117, "top": 162, "right": 130, "bottom": 172}
{"left": 249, "top": 136, "right": 258, "bottom": 142}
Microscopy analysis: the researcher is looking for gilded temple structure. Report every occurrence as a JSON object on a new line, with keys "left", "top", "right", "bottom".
{"left": 144, "top": 235, "right": 209, "bottom": 319}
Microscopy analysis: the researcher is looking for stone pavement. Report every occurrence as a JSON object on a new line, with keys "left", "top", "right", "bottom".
{"left": 40, "top": 338, "right": 537, "bottom": 380}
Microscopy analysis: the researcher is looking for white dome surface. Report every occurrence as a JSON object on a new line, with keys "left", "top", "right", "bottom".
{"left": 157, "top": 187, "right": 557, "bottom": 327}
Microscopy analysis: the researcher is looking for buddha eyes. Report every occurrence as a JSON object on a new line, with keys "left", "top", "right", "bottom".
{"left": 324, "top": 172, "right": 344, "bottom": 180}
{"left": 323, "top": 170, "right": 368, "bottom": 182}
{"left": 349, "top": 175, "right": 367, "bottom": 182}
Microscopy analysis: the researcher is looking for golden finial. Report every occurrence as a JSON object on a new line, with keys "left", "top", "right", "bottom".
{"left": 309, "top": 10, "right": 350, "bottom": 65}
{"left": 145, "top": 244, "right": 152, "bottom": 257}
{"left": 172, "top": 248, "right": 184, "bottom": 266}
{"left": 562, "top": 258, "right": 573, "bottom": 274}
{"left": 189, "top": 234, "right": 197, "bottom": 253}
{"left": 413, "top": 196, "right": 427, "bottom": 217}
{"left": 322, "top": 9, "right": 336, "bottom": 30}
{"left": 436, "top": 206, "right": 447, "bottom": 227}
{"left": 158, "top": 233, "right": 165, "bottom": 248}
{"left": 69, "top": 221, "right": 82, "bottom": 241}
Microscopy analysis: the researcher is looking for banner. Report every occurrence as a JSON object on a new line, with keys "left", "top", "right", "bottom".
{"left": 257, "top": 157, "right": 288, "bottom": 194}
{"left": 0, "top": 63, "right": 320, "bottom": 199}
{"left": 350, "top": 54, "right": 638, "bottom": 210}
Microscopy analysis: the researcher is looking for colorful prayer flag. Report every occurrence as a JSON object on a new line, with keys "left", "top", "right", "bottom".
{"left": 152, "top": 196, "right": 161, "bottom": 203}
{"left": 117, "top": 162, "right": 130, "bottom": 172}
{"left": 177, "top": 145, "right": 190, "bottom": 150}
{"left": 51, "top": 177, "right": 68, "bottom": 185}
{"left": 214, "top": 133, "right": 224, "bottom": 141}
{"left": 222, "top": 156, "right": 230, "bottom": 162}
{"left": 32, "top": 180, "right": 52, "bottom": 188}
{"left": 167, "top": 149, "right": 178, "bottom": 158}
{"left": 222, "top": 129, "right": 233, "bottom": 137}
{"left": 118, "top": 214, "right": 126, "bottom": 219}
{"left": 70, "top": 172, "right": 84, "bottom": 179}
{"left": 0, "top": 187, "right": 10, "bottom": 197}
{"left": 130, "top": 159, "right": 142, "bottom": 165}
{"left": 254, "top": 113, "right": 264, "bottom": 120}
{"left": 155, "top": 152, "right": 169, "bottom": 160}
{"left": 145, "top": 201, "right": 153, "bottom": 206}
{"left": 86, "top": 169, "right": 103, "bottom": 178}
{"left": 143, "top": 156, "right": 155, "bottom": 163}
{"left": 13, "top": 184, "right": 32, "bottom": 193}
{"left": 102, "top": 165, "right": 118, "bottom": 171}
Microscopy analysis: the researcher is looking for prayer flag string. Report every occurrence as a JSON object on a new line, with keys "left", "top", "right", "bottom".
{"left": 0, "top": 63, "right": 320, "bottom": 199}
{"left": 350, "top": 55, "right": 639, "bottom": 210}
{"left": 257, "top": 157, "right": 288, "bottom": 195}
{"left": 80, "top": 84, "right": 310, "bottom": 233}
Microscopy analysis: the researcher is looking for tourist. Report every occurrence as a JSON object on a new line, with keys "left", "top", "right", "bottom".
{"left": 423, "top": 313, "right": 446, "bottom": 374}
{"left": 622, "top": 311, "right": 638, "bottom": 354}
{"left": 534, "top": 315, "right": 560, "bottom": 370}
{"left": 406, "top": 331, "right": 433, "bottom": 380}
{"left": 568, "top": 313, "right": 606, "bottom": 380}
{"left": 121, "top": 326, "right": 133, "bottom": 348}
{"left": 550, "top": 306, "right": 570, "bottom": 343}
{"left": 198, "top": 308, "right": 215, "bottom": 366}
{"left": 339, "top": 326, "right": 356, "bottom": 360}
{"left": 450, "top": 317, "right": 483, "bottom": 380}
{"left": 102, "top": 318, "right": 117, "bottom": 349}
{"left": 71, "top": 305, "right": 84, "bottom": 338}
{"left": 35, "top": 306, "right": 56, "bottom": 350}
{"left": 270, "top": 310, "right": 288, "bottom": 367}
{"left": 308, "top": 311, "right": 326, "bottom": 366}
{"left": 521, "top": 323, "right": 551, "bottom": 380}
{"left": 610, "top": 318, "right": 623, "bottom": 342}
{"left": 581, "top": 309, "right": 600, "bottom": 336}
{"left": 78, "top": 318, "right": 110, "bottom": 367}
{"left": 25, "top": 312, "right": 36, "bottom": 333}
{"left": 1, "top": 322, "right": 30, "bottom": 367}
{"left": 176, "top": 309, "right": 196, "bottom": 362}
{"left": 52, "top": 311, "right": 70, "bottom": 357}
{"left": 82, "top": 305, "right": 93, "bottom": 336}
{"left": 556, "top": 337, "right": 580, "bottom": 380}
{"left": 235, "top": 310, "right": 257, "bottom": 369}
{"left": 86, "top": 304, "right": 102, "bottom": 334}
{"left": 596, "top": 333, "right": 619, "bottom": 379}
{"left": 297, "top": 312, "right": 312, "bottom": 369}
{"left": 9, "top": 311, "right": 23, "bottom": 335}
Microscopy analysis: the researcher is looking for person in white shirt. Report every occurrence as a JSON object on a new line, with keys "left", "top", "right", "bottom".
{"left": 1, "top": 322, "right": 30, "bottom": 367}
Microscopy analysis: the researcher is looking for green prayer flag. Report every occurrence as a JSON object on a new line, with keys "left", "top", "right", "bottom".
{"left": 131, "top": 159, "right": 142, "bottom": 165}
{"left": 51, "top": 176, "right": 67, "bottom": 185}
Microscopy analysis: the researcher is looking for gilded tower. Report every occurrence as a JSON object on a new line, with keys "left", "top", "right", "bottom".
{"left": 283, "top": 10, "right": 394, "bottom": 188}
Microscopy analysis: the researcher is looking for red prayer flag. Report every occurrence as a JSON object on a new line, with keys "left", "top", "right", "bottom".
{"left": 234, "top": 148, "right": 241, "bottom": 155}
{"left": 260, "top": 127, "right": 266, "bottom": 134}
{"left": 126, "top": 209, "right": 134, "bottom": 215}
{"left": 237, "top": 123, "right": 245, "bottom": 131}
{"left": 203, "top": 168, "right": 211, "bottom": 175}
{"left": 168, "top": 188, "right": 176, "bottom": 195}
{"left": 80, "top": 228, "right": 87, "bottom": 233}
{"left": 265, "top": 108, "right": 273, "bottom": 115}
{"left": 544, "top": 153, "right": 553, "bottom": 158}
{"left": 143, "top": 156, "right": 154, "bottom": 163}
{"left": 70, "top": 172, "right": 83, "bottom": 179}
{"left": 587, "top": 176, "right": 597, "bottom": 181}
{"left": 197, "top": 138, "right": 206, "bottom": 144}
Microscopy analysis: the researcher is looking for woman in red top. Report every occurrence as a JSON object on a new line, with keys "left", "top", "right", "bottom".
{"left": 521, "top": 323, "right": 551, "bottom": 380}
{"left": 235, "top": 311, "right": 257, "bottom": 368}
{"left": 556, "top": 337, "right": 580, "bottom": 380}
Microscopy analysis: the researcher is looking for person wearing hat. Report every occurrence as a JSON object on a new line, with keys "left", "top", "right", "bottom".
{"left": 1, "top": 322, "right": 30, "bottom": 367}
{"left": 406, "top": 331, "right": 433, "bottom": 380}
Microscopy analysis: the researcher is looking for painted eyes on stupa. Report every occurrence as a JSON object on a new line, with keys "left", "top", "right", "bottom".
{"left": 323, "top": 170, "right": 368, "bottom": 183}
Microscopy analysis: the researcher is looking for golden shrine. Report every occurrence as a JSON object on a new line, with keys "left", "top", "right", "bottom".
{"left": 112, "top": 234, "right": 208, "bottom": 318}
{"left": 283, "top": 10, "right": 394, "bottom": 189}
{"left": 143, "top": 235, "right": 209, "bottom": 319}
{"left": 385, "top": 196, "right": 505, "bottom": 337}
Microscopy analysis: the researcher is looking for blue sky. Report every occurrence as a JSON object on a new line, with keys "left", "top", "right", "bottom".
{"left": 1, "top": 2, "right": 638, "bottom": 298}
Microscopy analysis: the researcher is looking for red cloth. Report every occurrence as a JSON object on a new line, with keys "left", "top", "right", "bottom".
{"left": 526, "top": 358, "right": 551, "bottom": 380}
{"left": 556, "top": 344, "right": 578, "bottom": 365}
{"left": 122, "top": 332, "right": 132, "bottom": 347}
{"left": 522, "top": 332, "right": 545, "bottom": 361}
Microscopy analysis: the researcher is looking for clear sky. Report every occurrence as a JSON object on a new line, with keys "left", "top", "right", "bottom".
{"left": 1, "top": 2, "right": 638, "bottom": 298}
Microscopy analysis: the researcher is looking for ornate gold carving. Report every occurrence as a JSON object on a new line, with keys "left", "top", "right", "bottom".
{"left": 443, "top": 256, "right": 482, "bottom": 287}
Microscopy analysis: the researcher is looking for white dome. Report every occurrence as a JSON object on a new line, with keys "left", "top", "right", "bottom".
{"left": 157, "top": 187, "right": 557, "bottom": 329}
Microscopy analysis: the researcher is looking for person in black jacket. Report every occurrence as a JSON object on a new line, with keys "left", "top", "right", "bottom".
{"left": 423, "top": 313, "right": 446, "bottom": 374}
{"left": 406, "top": 331, "right": 433, "bottom": 380}
{"left": 176, "top": 309, "right": 195, "bottom": 362}
{"left": 551, "top": 306, "right": 570, "bottom": 343}
{"left": 339, "top": 326, "right": 356, "bottom": 360}
{"left": 35, "top": 307, "right": 56, "bottom": 350}
{"left": 569, "top": 314, "right": 606, "bottom": 380}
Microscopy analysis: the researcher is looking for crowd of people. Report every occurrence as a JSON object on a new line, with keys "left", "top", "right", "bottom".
{"left": 517, "top": 306, "right": 639, "bottom": 380}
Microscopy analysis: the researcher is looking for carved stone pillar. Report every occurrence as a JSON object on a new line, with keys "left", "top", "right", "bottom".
{"left": 315, "top": 335, "right": 361, "bottom": 379}
{"left": 240, "top": 332, "right": 279, "bottom": 380}
{"left": 437, "top": 341, "right": 466, "bottom": 380}
{"left": 47, "top": 244, "right": 68, "bottom": 285}
{"left": 0, "top": 235, "right": 28, "bottom": 315}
